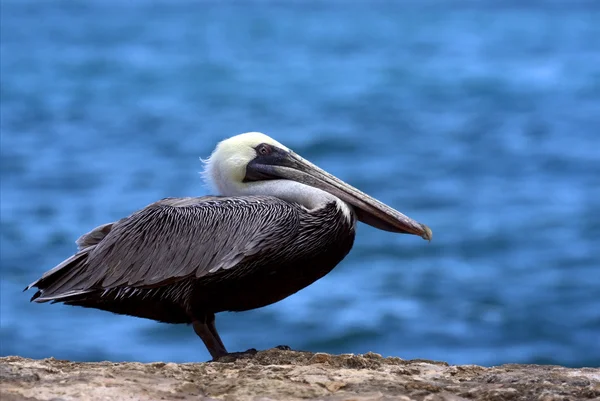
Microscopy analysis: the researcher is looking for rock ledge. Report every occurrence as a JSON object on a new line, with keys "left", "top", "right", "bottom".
{"left": 1, "top": 349, "right": 599, "bottom": 400}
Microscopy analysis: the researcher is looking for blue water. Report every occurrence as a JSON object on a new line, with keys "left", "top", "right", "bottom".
{"left": 1, "top": 1, "right": 599, "bottom": 368}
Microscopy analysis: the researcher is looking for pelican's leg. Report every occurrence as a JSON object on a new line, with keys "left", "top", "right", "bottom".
{"left": 193, "top": 313, "right": 228, "bottom": 359}
{"left": 206, "top": 314, "right": 226, "bottom": 351}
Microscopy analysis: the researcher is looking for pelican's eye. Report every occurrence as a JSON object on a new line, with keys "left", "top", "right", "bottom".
{"left": 256, "top": 143, "right": 272, "bottom": 156}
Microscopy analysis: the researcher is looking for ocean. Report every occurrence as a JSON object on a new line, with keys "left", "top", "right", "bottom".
{"left": 1, "top": 0, "right": 599, "bottom": 367}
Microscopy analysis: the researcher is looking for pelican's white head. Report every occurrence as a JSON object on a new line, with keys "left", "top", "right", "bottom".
{"left": 202, "top": 132, "right": 289, "bottom": 195}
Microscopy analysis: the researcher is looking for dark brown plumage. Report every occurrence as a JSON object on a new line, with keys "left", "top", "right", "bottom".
{"left": 27, "top": 196, "right": 355, "bottom": 357}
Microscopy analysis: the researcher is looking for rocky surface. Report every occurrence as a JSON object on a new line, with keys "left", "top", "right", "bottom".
{"left": 1, "top": 349, "right": 599, "bottom": 401}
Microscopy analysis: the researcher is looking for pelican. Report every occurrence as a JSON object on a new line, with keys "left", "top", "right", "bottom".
{"left": 25, "top": 132, "right": 432, "bottom": 359}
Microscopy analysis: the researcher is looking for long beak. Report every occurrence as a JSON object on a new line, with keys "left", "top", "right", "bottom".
{"left": 268, "top": 152, "right": 432, "bottom": 241}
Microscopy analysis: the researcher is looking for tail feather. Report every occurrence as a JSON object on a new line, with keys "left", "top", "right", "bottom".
{"left": 25, "top": 222, "right": 115, "bottom": 302}
{"left": 34, "top": 288, "right": 96, "bottom": 304}
{"left": 24, "top": 252, "right": 88, "bottom": 292}
{"left": 26, "top": 251, "right": 92, "bottom": 302}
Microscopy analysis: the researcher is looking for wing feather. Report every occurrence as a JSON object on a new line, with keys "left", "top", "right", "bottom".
{"left": 77, "top": 196, "right": 299, "bottom": 290}
{"left": 76, "top": 222, "right": 116, "bottom": 251}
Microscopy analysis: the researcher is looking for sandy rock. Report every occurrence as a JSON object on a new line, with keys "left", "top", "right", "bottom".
{"left": 1, "top": 349, "right": 598, "bottom": 401}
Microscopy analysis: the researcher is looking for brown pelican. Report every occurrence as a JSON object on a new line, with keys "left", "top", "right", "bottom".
{"left": 25, "top": 132, "right": 432, "bottom": 359}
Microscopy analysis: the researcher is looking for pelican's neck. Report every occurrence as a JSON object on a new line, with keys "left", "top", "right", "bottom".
{"left": 231, "top": 180, "right": 354, "bottom": 221}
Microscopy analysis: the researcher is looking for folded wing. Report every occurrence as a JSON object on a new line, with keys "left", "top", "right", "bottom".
{"left": 26, "top": 196, "right": 299, "bottom": 302}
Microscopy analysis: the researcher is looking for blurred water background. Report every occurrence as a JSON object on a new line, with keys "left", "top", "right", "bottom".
{"left": 1, "top": 0, "right": 599, "bottom": 368}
